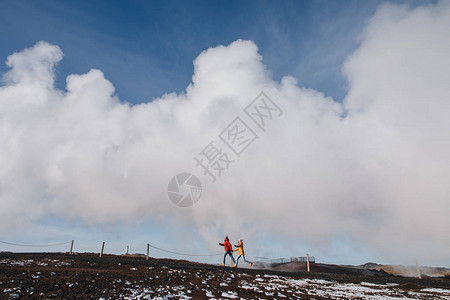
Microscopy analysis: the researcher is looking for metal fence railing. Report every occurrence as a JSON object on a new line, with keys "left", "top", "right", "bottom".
{"left": 254, "top": 256, "right": 315, "bottom": 266}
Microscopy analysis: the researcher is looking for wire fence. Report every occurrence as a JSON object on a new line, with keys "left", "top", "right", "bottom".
{"left": 147, "top": 243, "right": 222, "bottom": 257}
{"left": 0, "top": 240, "right": 71, "bottom": 247}
{"left": 1, "top": 239, "right": 319, "bottom": 267}
{"left": 0, "top": 239, "right": 224, "bottom": 257}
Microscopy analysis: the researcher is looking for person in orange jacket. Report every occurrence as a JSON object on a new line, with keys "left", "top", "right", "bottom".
{"left": 234, "top": 239, "right": 252, "bottom": 267}
{"left": 219, "top": 236, "right": 236, "bottom": 266}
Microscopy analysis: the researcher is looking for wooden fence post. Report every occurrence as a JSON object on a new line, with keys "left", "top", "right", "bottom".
{"left": 306, "top": 254, "right": 310, "bottom": 272}
{"left": 69, "top": 240, "right": 74, "bottom": 254}
{"left": 416, "top": 259, "right": 421, "bottom": 279}
{"left": 100, "top": 242, "right": 105, "bottom": 258}
{"left": 146, "top": 243, "right": 150, "bottom": 260}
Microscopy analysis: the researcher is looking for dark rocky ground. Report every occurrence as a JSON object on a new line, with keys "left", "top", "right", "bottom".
{"left": 1, "top": 252, "right": 449, "bottom": 299}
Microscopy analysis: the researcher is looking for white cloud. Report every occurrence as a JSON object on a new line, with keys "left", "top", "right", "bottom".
{"left": 1, "top": 2, "right": 450, "bottom": 265}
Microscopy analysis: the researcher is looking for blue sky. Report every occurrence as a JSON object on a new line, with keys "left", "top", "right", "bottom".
{"left": 1, "top": 0, "right": 444, "bottom": 266}
{"left": 1, "top": 0, "right": 432, "bottom": 104}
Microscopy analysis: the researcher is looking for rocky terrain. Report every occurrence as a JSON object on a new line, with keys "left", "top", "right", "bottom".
{"left": 1, "top": 252, "right": 450, "bottom": 299}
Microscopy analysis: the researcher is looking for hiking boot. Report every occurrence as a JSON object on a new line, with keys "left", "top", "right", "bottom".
{"left": 250, "top": 262, "right": 253, "bottom": 267}
{"left": 220, "top": 263, "right": 225, "bottom": 266}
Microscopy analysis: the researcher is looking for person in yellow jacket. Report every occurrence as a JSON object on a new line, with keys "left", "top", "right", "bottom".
{"left": 234, "top": 239, "right": 252, "bottom": 267}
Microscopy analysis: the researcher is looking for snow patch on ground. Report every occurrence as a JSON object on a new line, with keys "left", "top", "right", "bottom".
{"left": 1, "top": 257, "right": 450, "bottom": 299}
